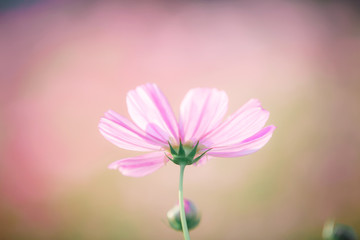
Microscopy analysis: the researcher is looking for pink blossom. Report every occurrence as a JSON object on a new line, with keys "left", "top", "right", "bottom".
{"left": 99, "top": 83, "right": 275, "bottom": 177}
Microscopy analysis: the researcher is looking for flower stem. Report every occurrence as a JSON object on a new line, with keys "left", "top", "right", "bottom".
{"left": 179, "top": 164, "right": 191, "bottom": 240}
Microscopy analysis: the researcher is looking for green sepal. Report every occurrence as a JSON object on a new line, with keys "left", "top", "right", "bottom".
{"left": 167, "top": 141, "right": 211, "bottom": 166}
{"left": 168, "top": 141, "right": 178, "bottom": 155}
{"left": 187, "top": 141, "right": 199, "bottom": 160}
{"left": 165, "top": 153, "right": 174, "bottom": 162}
{"left": 178, "top": 140, "right": 185, "bottom": 156}
{"left": 192, "top": 148, "right": 212, "bottom": 164}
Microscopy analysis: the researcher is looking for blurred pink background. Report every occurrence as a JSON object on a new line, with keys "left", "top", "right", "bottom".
{"left": 1, "top": 1, "right": 360, "bottom": 239}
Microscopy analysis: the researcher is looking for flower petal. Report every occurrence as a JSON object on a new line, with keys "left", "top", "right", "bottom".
{"left": 127, "top": 83, "right": 179, "bottom": 143}
{"left": 202, "top": 99, "right": 269, "bottom": 147}
{"left": 180, "top": 88, "right": 228, "bottom": 143}
{"left": 108, "top": 152, "right": 167, "bottom": 177}
{"left": 99, "top": 110, "right": 162, "bottom": 151}
{"left": 207, "top": 125, "right": 276, "bottom": 157}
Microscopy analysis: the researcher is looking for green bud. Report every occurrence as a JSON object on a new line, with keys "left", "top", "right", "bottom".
{"left": 323, "top": 220, "right": 358, "bottom": 240}
{"left": 167, "top": 199, "right": 201, "bottom": 231}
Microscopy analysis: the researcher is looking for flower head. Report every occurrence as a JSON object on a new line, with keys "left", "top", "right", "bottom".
{"left": 99, "top": 83, "right": 275, "bottom": 177}
{"left": 323, "top": 221, "right": 358, "bottom": 240}
{"left": 167, "top": 199, "right": 200, "bottom": 231}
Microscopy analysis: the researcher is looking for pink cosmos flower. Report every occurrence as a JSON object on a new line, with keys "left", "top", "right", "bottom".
{"left": 99, "top": 83, "right": 275, "bottom": 177}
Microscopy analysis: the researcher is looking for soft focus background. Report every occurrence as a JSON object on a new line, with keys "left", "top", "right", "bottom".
{"left": 1, "top": 0, "right": 360, "bottom": 239}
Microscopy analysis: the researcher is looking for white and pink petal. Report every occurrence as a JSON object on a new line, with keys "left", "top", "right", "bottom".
{"left": 108, "top": 152, "right": 167, "bottom": 177}
{"left": 180, "top": 88, "right": 228, "bottom": 143}
{"left": 202, "top": 99, "right": 270, "bottom": 147}
{"left": 99, "top": 110, "right": 162, "bottom": 151}
{"left": 207, "top": 125, "right": 276, "bottom": 158}
{"left": 127, "top": 83, "right": 179, "bottom": 143}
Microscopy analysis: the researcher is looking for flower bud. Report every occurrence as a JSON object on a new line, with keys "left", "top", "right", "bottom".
{"left": 323, "top": 220, "right": 358, "bottom": 240}
{"left": 167, "top": 199, "right": 201, "bottom": 231}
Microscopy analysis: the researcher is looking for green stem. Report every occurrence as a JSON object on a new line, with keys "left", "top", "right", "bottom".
{"left": 179, "top": 164, "right": 191, "bottom": 240}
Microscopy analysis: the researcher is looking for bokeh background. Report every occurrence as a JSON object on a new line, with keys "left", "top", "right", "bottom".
{"left": 1, "top": 0, "right": 360, "bottom": 239}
